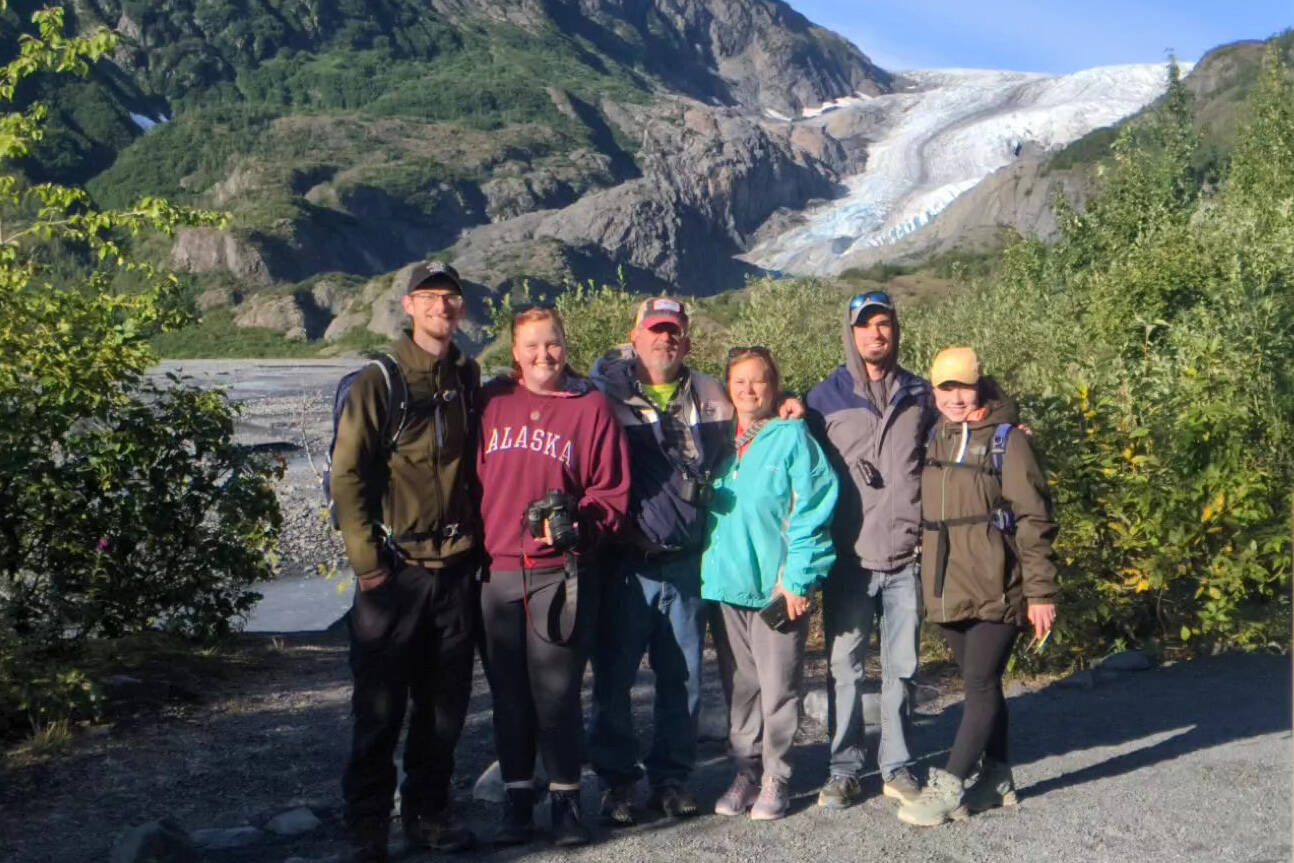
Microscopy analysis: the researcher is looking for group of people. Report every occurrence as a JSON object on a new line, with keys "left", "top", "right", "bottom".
{"left": 328, "top": 261, "right": 1059, "bottom": 862}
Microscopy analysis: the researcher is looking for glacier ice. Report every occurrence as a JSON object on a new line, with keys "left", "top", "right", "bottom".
{"left": 745, "top": 64, "right": 1183, "bottom": 275}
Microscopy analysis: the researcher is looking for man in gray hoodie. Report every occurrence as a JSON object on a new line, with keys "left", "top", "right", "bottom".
{"left": 805, "top": 291, "right": 935, "bottom": 809}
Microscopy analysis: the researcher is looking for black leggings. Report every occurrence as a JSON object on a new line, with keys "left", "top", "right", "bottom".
{"left": 940, "top": 619, "right": 1019, "bottom": 779}
{"left": 480, "top": 568, "right": 590, "bottom": 787}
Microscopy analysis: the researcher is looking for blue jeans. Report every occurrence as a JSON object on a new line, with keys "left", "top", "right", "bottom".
{"left": 823, "top": 561, "right": 921, "bottom": 779}
{"left": 588, "top": 552, "right": 707, "bottom": 790}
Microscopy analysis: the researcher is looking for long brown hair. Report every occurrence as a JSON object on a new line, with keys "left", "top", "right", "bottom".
{"left": 511, "top": 306, "right": 578, "bottom": 381}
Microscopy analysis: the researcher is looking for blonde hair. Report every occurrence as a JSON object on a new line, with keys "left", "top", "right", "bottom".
{"left": 725, "top": 347, "right": 782, "bottom": 399}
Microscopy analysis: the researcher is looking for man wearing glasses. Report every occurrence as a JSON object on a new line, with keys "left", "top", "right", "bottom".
{"left": 331, "top": 261, "right": 481, "bottom": 862}
{"left": 806, "top": 291, "right": 936, "bottom": 810}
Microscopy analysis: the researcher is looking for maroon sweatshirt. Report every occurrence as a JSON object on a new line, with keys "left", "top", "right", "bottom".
{"left": 477, "top": 374, "right": 631, "bottom": 571}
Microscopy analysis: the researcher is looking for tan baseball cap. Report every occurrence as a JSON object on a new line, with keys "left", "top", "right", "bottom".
{"left": 930, "top": 346, "right": 980, "bottom": 387}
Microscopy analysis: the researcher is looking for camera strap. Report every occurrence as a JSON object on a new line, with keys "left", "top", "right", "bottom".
{"left": 521, "top": 551, "right": 580, "bottom": 646}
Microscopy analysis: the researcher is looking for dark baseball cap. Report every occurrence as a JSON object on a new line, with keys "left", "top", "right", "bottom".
{"left": 401, "top": 260, "right": 463, "bottom": 295}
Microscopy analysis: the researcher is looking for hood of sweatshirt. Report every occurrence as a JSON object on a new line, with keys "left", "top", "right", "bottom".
{"left": 841, "top": 300, "right": 901, "bottom": 398}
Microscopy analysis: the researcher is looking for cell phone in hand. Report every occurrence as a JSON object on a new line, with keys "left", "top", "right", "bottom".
{"left": 758, "top": 594, "right": 793, "bottom": 632}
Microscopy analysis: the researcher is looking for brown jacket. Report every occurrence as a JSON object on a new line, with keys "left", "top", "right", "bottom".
{"left": 920, "top": 391, "right": 1057, "bottom": 625}
{"left": 330, "top": 334, "right": 480, "bottom": 575}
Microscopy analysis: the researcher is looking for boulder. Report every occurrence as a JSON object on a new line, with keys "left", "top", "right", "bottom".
{"left": 1098, "top": 649, "right": 1155, "bottom": 671}
{"left": 233, "top": 295, "right": 308, "bottom": 341}
{"left": 265, "top": 806, "right": 322, "bottom": 836}
{"left": 190, "top": 826, "right": 263, "bottom": 850}
{"left": 110, "top": 818, "right": 198, "bottom": 863}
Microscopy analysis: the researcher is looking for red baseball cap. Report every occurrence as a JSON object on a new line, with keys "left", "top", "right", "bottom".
{"left": 634, "top": 296, "right": 689, "bottom": 332}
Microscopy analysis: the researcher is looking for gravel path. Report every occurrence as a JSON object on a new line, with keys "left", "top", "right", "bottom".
{"left": 0, "top": 636, "right": 1286, "bottom": 863}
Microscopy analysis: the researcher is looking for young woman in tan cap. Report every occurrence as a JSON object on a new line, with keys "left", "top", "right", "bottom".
{"left": 898, "top": 347, "right": 1058, "bottom": 827}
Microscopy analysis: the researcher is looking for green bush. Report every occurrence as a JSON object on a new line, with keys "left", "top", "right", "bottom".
{"left": 0, "top": 7, "right": 282, "bottom": 733}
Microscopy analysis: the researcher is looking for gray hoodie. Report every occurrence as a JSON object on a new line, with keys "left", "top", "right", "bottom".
{"left": 805, "top": 303, "right": 936, "bottom": 571}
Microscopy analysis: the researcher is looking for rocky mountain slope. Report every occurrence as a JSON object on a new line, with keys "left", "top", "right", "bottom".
{"left": 23, "top": 0, "right": 889, "bottom": 345}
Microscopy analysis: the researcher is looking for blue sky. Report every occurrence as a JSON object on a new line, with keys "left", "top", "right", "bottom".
{"left": 790, "top": 1, "right": 1292, "bottom": 74}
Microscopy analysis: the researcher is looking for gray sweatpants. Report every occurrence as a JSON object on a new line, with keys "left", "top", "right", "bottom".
{"left": 713, "top": 601, "right": 809, "bottom": 782}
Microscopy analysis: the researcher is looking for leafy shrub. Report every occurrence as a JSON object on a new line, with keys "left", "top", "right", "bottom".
{"left": 0, "top": 6, "right": 282, "bottom": 731}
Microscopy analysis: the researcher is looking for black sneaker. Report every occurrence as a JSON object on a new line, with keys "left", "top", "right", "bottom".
{"left": 600, "top": 783, "right": 636, "bottom": 826}
{"left": 648, "top": 786, "right": 700, "bottom": 818}
{"left": 342, "top": 819, "right": 389, "bottom": 863}
{"left": 550, "top": 789, "right": 592, "bottom": 847}
{"left": 401, "top": 807, "right": 476, "bottom": 853}
{"left": 495, "top": 787, "right": 536, "bottom": 846}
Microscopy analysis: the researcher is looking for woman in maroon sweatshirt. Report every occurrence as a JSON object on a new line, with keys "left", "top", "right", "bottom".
{"left": 477, "top": 306, "right": 631, "bottom": 847}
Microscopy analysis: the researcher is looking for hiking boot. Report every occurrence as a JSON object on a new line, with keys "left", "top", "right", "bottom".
{"left": 962, "top": 758, "right": 1018, "bottom": 813}
{"left": 648, "top": 786, "right": 700, "bottom": 818}
{"left": 495, "top": 787, "right": 536, "bottom": 846}
{"left": 600, "top": 783, "right": 636, "bottom": 827}
{"left": 817, "top": 774, "right": 863, "bottom": 809}
{"left": 401, "top": 807, "right": 476, "bottom": 853}
{"left": 342, "top": 819, "right": 389, "bottom": 863}
{"left": 550, "top": 789, "right": 592, "bottom": 847}
{"left": 749, "top": 777, "right": 790, "bottom": 821}
{"left": 882, "top": 767, "right": 922, "bottom": 804}
{"left": 714, "top": 773, "right": 760, "bottom": 816}
{"left": 896, "top": 768, "right": 968, "bottom": 827}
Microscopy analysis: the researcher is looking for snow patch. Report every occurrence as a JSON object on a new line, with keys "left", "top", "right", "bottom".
{"left": 745, "top": 64, "right": 1186, "bottom": 275}
{"left": 130, "top": 112, "right": 169, "bottom": 132}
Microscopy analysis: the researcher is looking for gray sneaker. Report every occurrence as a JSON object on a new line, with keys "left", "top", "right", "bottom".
{"left": 896, "top": 768, "right": 968, "bottom": 827}
{"left": 817, "top": 774, "right": 863, "bottom": 809}
{"left": 749, "top": 777, "right": 789, "bottom": 821}
{"left": 962, "top": 758, "right": 1018, "bottom": 812}
{"left": 882, "top": 767, "right": 922, "bottom": 805}
{"left": 714, "top": 773, "right": 760, "bottom": 816}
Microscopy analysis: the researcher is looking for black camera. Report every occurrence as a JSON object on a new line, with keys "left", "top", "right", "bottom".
{"left": 525, "top": 490, "right": 580, "bottom": 551}
{"left": 678, "top": 470, "right": 714, "bottom": 507}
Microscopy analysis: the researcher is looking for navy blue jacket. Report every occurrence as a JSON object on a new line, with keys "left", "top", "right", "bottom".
{"left": 591, "top": 346, "right": 733, "bottom": 554}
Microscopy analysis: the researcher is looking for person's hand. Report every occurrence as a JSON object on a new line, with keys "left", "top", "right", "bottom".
{"left": 775, "top": 583, "right": 810, "bottom": 621}
{"left": 778, "top": 397, "right": 806, "bottom": 420}
{"left": 1027, "top": 602, "right": 1056, "bottom": 641}
{"left": 1017, "top": 424, "right": 1035, "bottom": 438}
{"left": 357, "top": 568, "right": 390, "bottom": 592}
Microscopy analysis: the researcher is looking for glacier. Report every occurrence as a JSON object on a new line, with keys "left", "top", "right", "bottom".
{"left": 745, "top": 64, "right": 1181, "bottom": 275}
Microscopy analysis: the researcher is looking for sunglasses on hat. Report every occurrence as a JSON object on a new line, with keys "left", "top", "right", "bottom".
{"left": 849, "top": 291, "right": 894, "bottom": 324}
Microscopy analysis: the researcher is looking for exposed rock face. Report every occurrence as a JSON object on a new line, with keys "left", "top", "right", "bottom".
{"left": 452, "top": 96, "right": 856, "bottom": 294}
{"left": 232, "top": 295, "right": 309, "bottom": 341}
{"left": 171, "top": 228, "right": 272, "bottom": 288}
{"left": 430, "top": 0, "right": 890, "bottom": 117}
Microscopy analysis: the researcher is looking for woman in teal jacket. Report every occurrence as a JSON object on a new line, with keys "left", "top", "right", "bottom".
{"left": 702, "top": 346, "right": 839, "bottom": 821}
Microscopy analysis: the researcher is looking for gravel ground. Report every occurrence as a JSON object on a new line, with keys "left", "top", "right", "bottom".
{"left": 0, "top": 637, "right": 1286, "bottom": 863}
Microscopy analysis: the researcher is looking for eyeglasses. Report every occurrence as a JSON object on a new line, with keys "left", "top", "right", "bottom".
{"left": 727, "top": 345, "right": 773, "bottom": 360}
{"left": 849, "top": 291, "right": 894, "bottom": 314}
{"left": 410, "top": 290, "right": 464, "bottom": 309}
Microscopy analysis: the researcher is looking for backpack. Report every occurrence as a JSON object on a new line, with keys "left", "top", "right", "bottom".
{"left": 322, "top": 354, "right": 409, "bottom": 529}
{"left": 924, "top": 422, "right": 1016, "bottom": 533}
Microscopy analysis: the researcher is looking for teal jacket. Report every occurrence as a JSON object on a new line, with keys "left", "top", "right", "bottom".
{"left": 701, "top": 419, "right": 839, "bottom": 607}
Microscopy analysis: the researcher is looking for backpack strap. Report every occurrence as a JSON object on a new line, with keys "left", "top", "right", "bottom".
{"left": 369, "top": 353, "right": 408, "bottom": 451}
{"left": 990, "top": 423, "right": 1012, "bottom": 475}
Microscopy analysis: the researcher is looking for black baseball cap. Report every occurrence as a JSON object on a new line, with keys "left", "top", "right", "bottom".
{"left": 401, "top": 260, "right": 463, "bottom": 295}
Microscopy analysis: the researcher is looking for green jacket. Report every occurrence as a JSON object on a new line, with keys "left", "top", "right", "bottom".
{"left": 331, "top": 334, "right": 481, "bottom": 575}
{"left": 920, "top": 393, "right": 1058, "bottom": 625}
{"left": 700, "top": 419, "right": 839, "bottom": 607}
